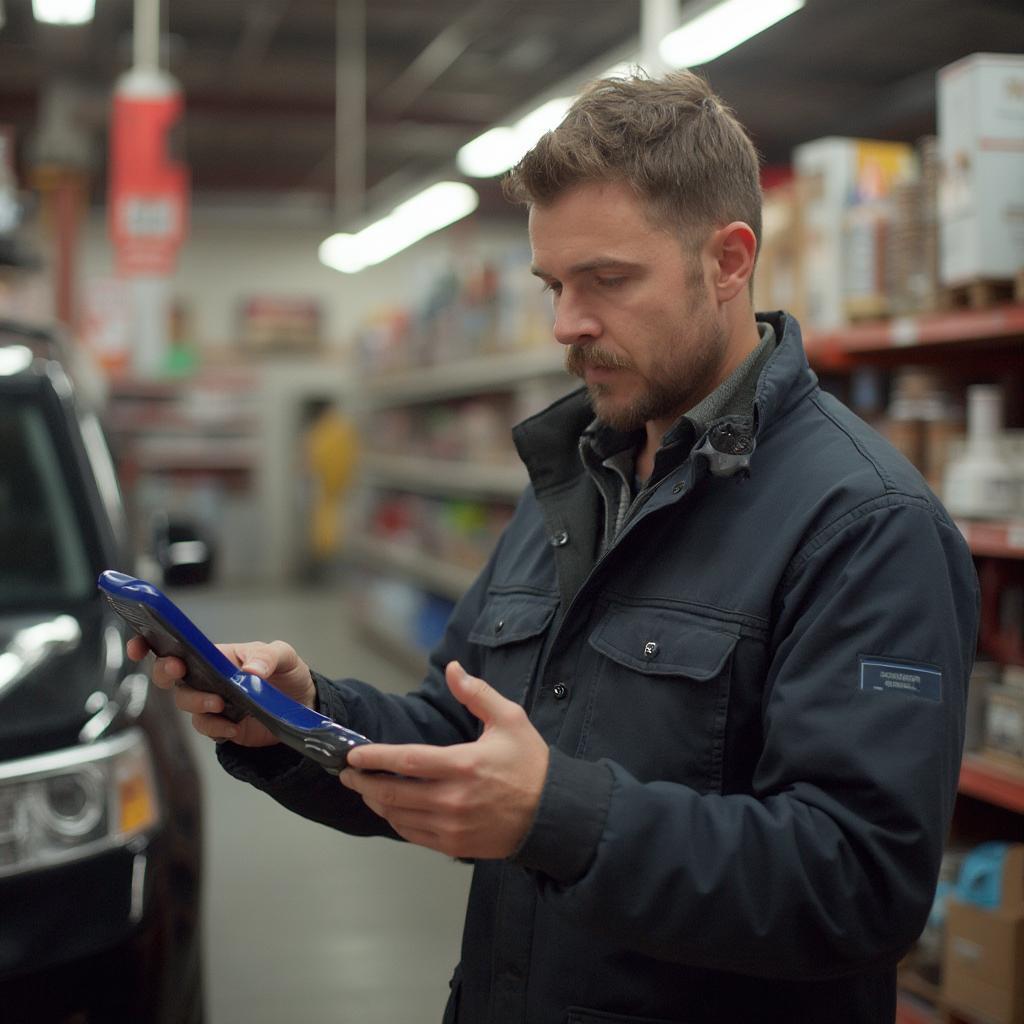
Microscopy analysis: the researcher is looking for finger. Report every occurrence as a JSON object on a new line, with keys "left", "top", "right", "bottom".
{"left": 173, "top": 685, "right": 225, "bottom": 716}
{"left": 389, "top": 822, "right": 445, "bottom": 853}
{"left": 345, "top": 743, "right": 466, "bottom": 779}
{"left": 190, "top": 712, "right": 238, "bottom": 742}
{"left": 340, "top": 767, "right": 421, "bottom": 807}
{"left": 126, "top": 635, "right": 149, "bottom": 661}
{"left": 225, "top": 640, "right": 298, "bottom": 679}
{"left": 151, "top": 655, "right": 187, "bottom": 689}
{"left": 445, "top": 661, "right": 517, "bottom": 728}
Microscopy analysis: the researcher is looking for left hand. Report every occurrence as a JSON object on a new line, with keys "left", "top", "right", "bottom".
{"left": 340, "top": 661, "right": 550, "bottom": 859}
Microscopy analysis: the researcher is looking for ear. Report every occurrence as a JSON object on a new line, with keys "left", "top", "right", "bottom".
{"left": 708, "top": 221, "right": 757, "bottom": 303}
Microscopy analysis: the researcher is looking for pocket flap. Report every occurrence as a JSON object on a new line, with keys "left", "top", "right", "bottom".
{"left": 468, "top": 593, "right": 557, "bottom": 648}
{"left": 589, "top": 606, "right": 738, "bottom": 679}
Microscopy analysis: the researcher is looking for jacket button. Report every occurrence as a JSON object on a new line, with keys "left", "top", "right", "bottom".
{"left": 550, "top": 530, "right": 569, "bottom": 547}
{"left": 643, "top": 641, "right": 659, "bottom": 659}
{"left": 552, "top": 682, "right": 568, "bottom": 700}
{"left": 672, "top": 482, "right": 685, "bottom": 495}
{"left": 495, "top": 619, "right": 504, "bottom": 634}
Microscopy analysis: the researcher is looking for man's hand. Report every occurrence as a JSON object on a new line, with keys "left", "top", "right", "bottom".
{"left": 340, "top": 661, "right": 550, "bottom": 860}
{"left": 126, "top": 635, "right": 316, "bottom": 748}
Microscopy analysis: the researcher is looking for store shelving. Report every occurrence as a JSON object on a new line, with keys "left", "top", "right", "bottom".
{"left": 362, "top": 452, "right": 528, "bottom": 501}
{"left": 954, "top": 519, "right": 1024, "bottom": 560}
{"left": 366, "top": 345, "right": 566, "bottom": 404}
{"left": 804, "top": 303, "right": 1024, "bottom": 371}
{"left": 349, "top": 535, "right": 479, "bottom": 603}
{"left": 805, "top": 299, "right": 1024, "bottom": 1024}
{"left": 958, "top": 754, "right": 1024, "bottom": 815}
{"left": 352, "top": 335, "right": 573, "bottom": 663}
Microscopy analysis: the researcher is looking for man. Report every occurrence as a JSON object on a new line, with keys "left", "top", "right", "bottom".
{"left": 135, "top": 71, "right": 978, "bottom": 1023}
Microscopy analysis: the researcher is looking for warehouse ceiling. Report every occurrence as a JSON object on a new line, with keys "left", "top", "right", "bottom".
{"left": 0, "top": 0, "right": 1023, "bottom": 222}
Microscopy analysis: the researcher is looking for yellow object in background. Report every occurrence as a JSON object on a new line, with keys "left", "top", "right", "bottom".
{"left": 305, "top": 405, "right": 358, "bottom": 559}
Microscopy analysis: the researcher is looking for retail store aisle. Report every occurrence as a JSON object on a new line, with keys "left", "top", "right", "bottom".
{"left": 173, "top": 583, "right": 470, "bottom": 1024}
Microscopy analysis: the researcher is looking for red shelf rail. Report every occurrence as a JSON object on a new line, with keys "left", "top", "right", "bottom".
{"left": 958, "top": 754, "right": 1024, "bottom": 814}
{"left": 804, "top": 304, "right": 1024, "bottom": 370}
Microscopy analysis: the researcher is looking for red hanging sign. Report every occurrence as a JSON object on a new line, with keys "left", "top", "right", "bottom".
{"left": 108, "top": 82, "right": 189, "bottom": 277}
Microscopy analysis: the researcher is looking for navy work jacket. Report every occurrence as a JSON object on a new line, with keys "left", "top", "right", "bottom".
{"left": 222, "top": 311, "right": 979, "bottom": 1024}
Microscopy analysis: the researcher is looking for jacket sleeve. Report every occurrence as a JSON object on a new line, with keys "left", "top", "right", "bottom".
{"left": 215, "top": 531, "right": 503, "bottom": 836}
{"left": 514, "top": 498, "right": 979, "bottom": 980}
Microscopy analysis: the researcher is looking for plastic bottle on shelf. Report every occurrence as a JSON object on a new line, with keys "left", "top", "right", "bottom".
{"left": 942, "top": 385, "right": 1019, "bottom": 519}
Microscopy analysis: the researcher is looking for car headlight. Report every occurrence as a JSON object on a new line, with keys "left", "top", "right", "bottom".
{"left": 0, "top": 728, "right": 161, "bottom": 879}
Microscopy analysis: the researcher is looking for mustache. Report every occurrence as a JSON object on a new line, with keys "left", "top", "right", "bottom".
{"left": 565, "top": 346, "right": 634, "bottom": 378}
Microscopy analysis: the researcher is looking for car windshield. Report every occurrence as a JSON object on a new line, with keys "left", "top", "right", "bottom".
{"left": 0, "top": 398, "right": 93, "bottom": 607}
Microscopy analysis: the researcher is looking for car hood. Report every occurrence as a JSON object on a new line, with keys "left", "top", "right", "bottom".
{"left": 0, "top": 601, "right": 129, "bottom": 761}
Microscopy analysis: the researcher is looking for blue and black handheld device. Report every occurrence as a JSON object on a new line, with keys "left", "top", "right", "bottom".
{"left": 98, "top": 570, "right": 371, "bottom": 773}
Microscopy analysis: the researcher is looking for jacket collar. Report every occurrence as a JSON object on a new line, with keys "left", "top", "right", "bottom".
{"left": 512, "top": 311, "right": 817, "bottom": 495}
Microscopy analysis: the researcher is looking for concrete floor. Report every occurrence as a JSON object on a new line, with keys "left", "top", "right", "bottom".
{"left": 173, "top": 583, "right": 470, "bottom": 1024}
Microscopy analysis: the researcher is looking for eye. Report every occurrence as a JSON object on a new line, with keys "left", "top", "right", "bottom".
{"left": 541, "top": 280, "right": 562, "bottom": 296}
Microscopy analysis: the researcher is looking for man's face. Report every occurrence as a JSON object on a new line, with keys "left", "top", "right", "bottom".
{"left": 529, "top": 180, "right": 728, "bottom": 433}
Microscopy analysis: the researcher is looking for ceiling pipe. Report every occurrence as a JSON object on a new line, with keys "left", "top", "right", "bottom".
{"left": 641, "top": 0, "right": 675, "bottom": 76}
{"left": 335, "top": 0, "right": 365, "bottom": 226}
{"left": 374, "top": 1, "right": 493, "bottom": 115}
{"left": 133, "top": 0, "right": 159, "bottom": 73}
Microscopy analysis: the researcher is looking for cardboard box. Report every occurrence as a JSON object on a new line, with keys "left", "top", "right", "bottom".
{"left": 943, "top": 845, "right": 1024, "bottom": 1024}
{"left": 985, "top": 685, "right": 1024, "bottom": 768}
{"left": 753, "top": 182, "right": 807, "bottom": 323}
{"left": 938, "top": 53, "right": 1024, "bottom": 285}
{"left": 794, "top": 137, "right": 915, "bottom": 328}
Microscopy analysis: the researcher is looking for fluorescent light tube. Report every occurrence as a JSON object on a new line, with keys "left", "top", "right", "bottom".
{"left": 32, "top": 0, "right": 95, "bottom": 24}
{"left": 659, "top": 0, "right": 804, "bottom": 68}
{"left": 457, "top": 126, "right": 522, "bottom": 179}
{"left": 319, "top": 181, "right": 479, "bottom": 274}
{"left": 457, "top": 96, "right": 573, "bottom": 179}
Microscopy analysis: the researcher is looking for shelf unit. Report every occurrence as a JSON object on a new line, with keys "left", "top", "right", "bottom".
{"left": 349, "top": 535, "right": 479, "bottom": 602}
{"left": 365, "top": 346, "right": 565, "bottom": 404}
{"left": 804, "top": 304, "right": 1024, "bottom": 371}
{"left": 806, "top": 302, "right": 1024, "bottom": 1024}
{"left": 351, "top": 345, "right": 574, "bottom": 662}
{"left": 361, "top": 452, "right": 528, "bottom": 501}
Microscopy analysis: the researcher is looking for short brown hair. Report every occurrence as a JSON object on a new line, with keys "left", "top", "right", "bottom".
{"left": 503, "top": 70, "right": 762, "bottom": 255}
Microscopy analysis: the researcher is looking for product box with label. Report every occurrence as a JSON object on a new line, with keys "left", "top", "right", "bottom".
{"left": 938, "top": 52, "right": 1024, "bottom": 286}
{"left": 985, "top": 669, "right": 1024, "bottom": 770}
{"left": 753, "top": 182, "right": 808, "bottom": 324}
{"left": 943, "top": 844, "right": 1024, "bottom": 1024}
{"left": 793, "top": 136, "right": 915, "bottom": 328}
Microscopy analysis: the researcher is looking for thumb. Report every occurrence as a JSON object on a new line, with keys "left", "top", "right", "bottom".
{"left": 445, "top": 661, "right": 512, "bottom": 727}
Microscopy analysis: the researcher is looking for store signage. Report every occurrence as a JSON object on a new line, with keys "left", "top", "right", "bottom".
{"left": 108, "top": 84, "right": 189, "bottom": 277}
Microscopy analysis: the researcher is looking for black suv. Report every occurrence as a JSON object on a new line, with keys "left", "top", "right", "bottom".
{"left": 0, "top": 321, "right": 204, "bottom": 1023}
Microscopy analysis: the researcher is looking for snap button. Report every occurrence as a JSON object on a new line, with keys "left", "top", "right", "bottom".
{"left": 550, "top": 530, "right": 569, "bottom": 547}
{"left": 495, "top": 619, "right": 504, "bottom": 634}
{"left": 643, "top": 641, "right": 659, "bottom": 659}
{"left": 552, "top": 682, "right": 568, "bottom": 700}
{"left": 672, "top": 482, "right": 685, "bottom": 495}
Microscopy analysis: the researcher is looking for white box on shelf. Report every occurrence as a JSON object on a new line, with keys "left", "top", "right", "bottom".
{"left": 794, "top": 137, "right": 915, "bottom": 329}
{"left": 938, "top": 52, "right": 1024, "bottom": 285}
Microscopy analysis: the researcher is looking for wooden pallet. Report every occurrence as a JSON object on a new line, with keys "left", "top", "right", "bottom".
{"left": 939, "top": 271, "right": 1024, "bottom": 311}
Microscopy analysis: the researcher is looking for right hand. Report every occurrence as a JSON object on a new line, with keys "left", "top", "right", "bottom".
{"left": 127, "top": 636, "right": 316, "bottom": 748}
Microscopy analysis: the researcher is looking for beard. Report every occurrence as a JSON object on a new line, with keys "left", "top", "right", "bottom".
{"left": 565, "top": 299, "right": 728, "bottom": 433}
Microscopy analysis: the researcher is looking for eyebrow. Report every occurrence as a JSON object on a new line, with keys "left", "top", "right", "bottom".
{"left": 530, "top": 257, "right": 644, "bottom": 279}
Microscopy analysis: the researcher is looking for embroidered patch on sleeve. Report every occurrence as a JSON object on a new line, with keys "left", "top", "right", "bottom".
{"left": 859, "top": 657, "right": 942, "bottom": 702}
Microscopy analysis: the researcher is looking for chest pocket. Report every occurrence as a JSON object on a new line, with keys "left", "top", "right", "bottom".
{"left": 583, "top": 605, "right": 738, "bottom": 793}
{"left": 468, "top": 592, "right": 558, "bottom": 706}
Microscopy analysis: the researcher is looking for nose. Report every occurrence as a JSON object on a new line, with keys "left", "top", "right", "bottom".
{"left": 552, "top": 291, "right": 601, "bottom": 347}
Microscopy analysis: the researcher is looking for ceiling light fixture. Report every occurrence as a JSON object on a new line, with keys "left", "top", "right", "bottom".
{"left": 32, "top": 0, "right": 96, "bottom": 25}
{"left": 318, "top": 180, "right": 479, "bottom": 274}
{"left": 457, "top": 95, "right": 574, "bottom": 179}
{"left": 659, "top": 0, "right": 804, "bottom": 68}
